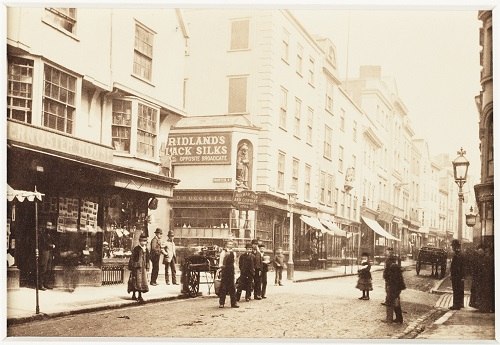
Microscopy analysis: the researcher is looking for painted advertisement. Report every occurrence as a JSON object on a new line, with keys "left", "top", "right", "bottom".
{"left": 166, "top": 133, "right": 231, "bottom": 165}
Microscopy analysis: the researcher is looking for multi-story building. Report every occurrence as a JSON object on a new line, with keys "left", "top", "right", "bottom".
{"left": 170, "top": 9, "right": 366, "bottom": 267}
{"left": 6, "top": 7, "right": 187, "bottom": 288}
{"left": 474, "top": 10, "right": 494, "bottom": 250}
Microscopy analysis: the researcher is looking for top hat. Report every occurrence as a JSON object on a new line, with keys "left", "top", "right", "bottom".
{"left": 154, "top": 228, "right": 163, "bottom": 234}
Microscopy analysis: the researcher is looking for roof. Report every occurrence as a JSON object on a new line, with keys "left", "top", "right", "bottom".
{"left": 172, "top": 114, "right": 259, "bottom": 130}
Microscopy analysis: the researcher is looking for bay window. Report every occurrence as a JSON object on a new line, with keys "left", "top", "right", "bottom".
{"left": 7, "top": 57, "right": 33, "bottom": 123}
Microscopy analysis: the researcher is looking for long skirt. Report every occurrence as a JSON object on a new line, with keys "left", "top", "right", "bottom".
{"left": 127, "top": 267, "right": 149, "bottom": 293}
{"left": 356, "top": 277, "right": 373, "bottom": 291}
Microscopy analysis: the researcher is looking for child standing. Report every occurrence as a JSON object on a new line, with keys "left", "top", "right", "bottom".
{"left": 273, "top": 247, "right": 285, "bottom": 286}
{"left": 356, "top": 253, "right": 373, "bottom": 300}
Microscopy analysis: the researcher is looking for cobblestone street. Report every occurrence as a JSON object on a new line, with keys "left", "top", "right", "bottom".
{"left": 8, "top": 270, "right": 440, "bottom": 339}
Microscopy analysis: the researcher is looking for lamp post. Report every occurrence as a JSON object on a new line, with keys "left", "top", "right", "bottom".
{"left": 465, "top": 206, "right": 477, "bottom": 243}
{"left": 452, "top": 148, "right": 470, "bottom": 242}
{"left": 287, "top": 190, "right": 297, "bottom": 280}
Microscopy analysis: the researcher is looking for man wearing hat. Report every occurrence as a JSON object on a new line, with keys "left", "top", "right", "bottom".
{"left": 382, "top": 247, "right": 396, "bottom": 306}
{"left": 236, "top": 243, "right": 255, "bottom": 302}
{"left": 252, "top": 239, "right": 263, "bottom": 300}
{"left": 149, "top": 228, "right": 163, "bottom": 286}
{"left": 259, "top": 243, "right": 270, "bottom": 299}
{"left": 449, "top": 239, "right": 465, "bottom": 310}
{"left": 162, "top": 230, "right": 178, "bottom": 285}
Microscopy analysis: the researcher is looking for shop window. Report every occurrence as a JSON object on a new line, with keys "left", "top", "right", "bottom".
{"left": 44, "top": 8, "right": 77, "bottom": 34}
{"left": 7, "top": 56, "right": 33, "bottom": 123}
{"left": 112, "top": 97, "right": 159, "bottom": 159}
{"left": 172, "top": 207, "right": 233, "bottom": 243}
{"left": 134, "top": 23, "right": 154, "bottom": 81}
{"left": 42, "top": 65, "right": 76, "bottom": 134}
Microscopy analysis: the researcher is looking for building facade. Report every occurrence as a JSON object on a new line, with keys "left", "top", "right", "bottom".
{"left": 7, "top": 7, "right": 187, "bottom": 288}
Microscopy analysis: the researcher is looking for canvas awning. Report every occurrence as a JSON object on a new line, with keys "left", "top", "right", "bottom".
{"left": 7, "top": 184, "right": 44, "bottom": 202}
{"left": 361, "top": 216, "right": 400, "bottom": 241}
{"left": 300, "top": 215, "right": 329, "bottom": 234}
{"left": 319, "top": 219, "right": 353, "bottom": 238}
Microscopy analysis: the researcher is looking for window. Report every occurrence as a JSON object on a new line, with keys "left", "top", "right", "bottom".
{"left": 44, "top": 8, "right": 76, "bottom": 34}
{"left": 277, "top": 152, "right": 285, "bottom": 192}
{"left": 304, "top": 164, "right": 311, "bottom": 201}
{"left": 281, "top": 29, "right": 289, "bottom": 62}
{"left": 7, "top": 57, "right": 33, "bottom": 123}
{"left": 346, "top": 194, "right": 351, "bottom": 219}
{"left": 228, "top": 76, "right": 247, "bottom": 113}
{"left": 112, "top": 99, "right": 132, "bottom": 152}
{"left": 279, "top": 87, "right": 288, "bottom": 129}
{"left": 353, "top": 120, "right": 357, "bottom": 141}
{"left": 308, "top": 57, "right": 315, "bottom": 85}
{"left": 341, "top": 191, "right": 346, "bottom": 217}
{"left": 334, "top": 188, "right": 339, "bottom": 214}
{"left": 112, "top": 98, "right": 159, "bottom": 158}
{"left": 306, "top": 107, "right": 313, "bottom": 145}
{"left": 338, "top": 146, "right": 344, "bottom": 172}
{"left": 230, "top": 19, "right": 249, "bottom": 50}
{"left": 327, "top": 174, "right": 333, "bottom": 206}
{"left": 487, "top": 117, "right": 493, "bottom": 177}
{"left": 353, "top": 195, "right": 358, "bottom": 219}
{"left": 325, "top": 79, "right": 333, "bottom": 113}
{"left": 137, "top": 103, "right": 158, "bottom": 158}
{"left": 324, "top": 125, "right": 332, "bottom": 159}
{"left": 134, "top": 23, "right": 154, "bottom": 81}
{"left": 294, "top": 98, "right": 301, "bottom": 138}
{"left": 340, "top": 109, "right": 345, "bottom": 131}
{"left": 292, "top": 158, "right": 299, "bottom": 192}
{"left": 320, "top": 171, "right": 326, "bottom": 204}
{"left": 43, "top": 65, "right": 76, "bottom": 134}
{"left": 296, "top": 44, "right": 303, "bottom": 75}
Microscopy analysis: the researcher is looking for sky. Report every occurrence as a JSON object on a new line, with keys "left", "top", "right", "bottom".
{"left": 293, "top": 8, "right": 483, "bottom": 181}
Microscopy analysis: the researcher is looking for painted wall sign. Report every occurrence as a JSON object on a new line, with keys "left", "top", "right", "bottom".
{"left": 232, "top": 190, "right": 258, "bottom": 210}
{"left": 8, "top": 121, "right": 113, "bottom": 163}
{"left": 166, "top": 133, "right": 231, "bottom": 165}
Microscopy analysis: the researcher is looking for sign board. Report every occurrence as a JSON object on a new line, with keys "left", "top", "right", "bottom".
{"left": 213, "top": 178, "right": 232, "bottom": 183}
{"left": 232, "top": 190, "right": 258, "bottom": 210}
{"left": 166, "top": 133, "right": 231, "bottom": 165}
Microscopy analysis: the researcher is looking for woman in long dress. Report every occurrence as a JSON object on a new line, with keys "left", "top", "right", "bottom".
{"left": 127, "top": 234, "right": 150, "bottom": 302}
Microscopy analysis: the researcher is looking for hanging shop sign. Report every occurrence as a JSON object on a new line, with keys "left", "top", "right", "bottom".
{"left": 7, "top": 120, "right": 113, "bottom": 163}
{"left": 232, "top": 190, "right": 258, "bottom": 210}
{"left": 166, "top": 133, "right": 231, "bottom": 165}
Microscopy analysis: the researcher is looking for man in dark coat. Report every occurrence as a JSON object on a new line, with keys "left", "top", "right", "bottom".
{"left": 236, "top": 243, "right": 254, "bottom": 302}
{"left": 259, "top": 243, "right": 269, "bottom": 299}
{"left": 449, "top": 239, "right": 465, "bottom": 310}
{"left": 382, "top": 247, "right": 396, "bottom": 306}
{"left": 252, "top": 239, "right": 263, "bottom": 300}
{"left": 218, "top": 240, "right": 239, "bottom": 308}
{"left": 382, "top": 261, "right": 406, "bottom": 323}
{"left": 149, "top": 228, "right": 162, "bottom": 286}
{"left": 38, "top": 226, "right": 56, "bottom": 290}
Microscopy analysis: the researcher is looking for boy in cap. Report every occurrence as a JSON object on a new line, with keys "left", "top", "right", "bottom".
{"left": 162, "top": 230, "right": 178, "bottom": 285}
{"left": 236, "top": 243, "right": 255, "bottom": 302}
{"left": 150, "top": 228, "right": 162, "bottom": 286}
{"left": 273, "top": 247, "right": 285, "bottom": 286}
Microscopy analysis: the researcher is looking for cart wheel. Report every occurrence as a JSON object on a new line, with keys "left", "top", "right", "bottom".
{"left": 416, "top": 261, "right": 421, "bottom": 275}
{"left": 188, "top": 270, "right": 199, "bottom": 298}
{"left": 440, "top": 262, "right": 446, "bottom": 279}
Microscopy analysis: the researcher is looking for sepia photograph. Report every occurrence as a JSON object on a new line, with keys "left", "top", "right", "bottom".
{"left": 3, "top": 0, "right": 497, "bottom": 342}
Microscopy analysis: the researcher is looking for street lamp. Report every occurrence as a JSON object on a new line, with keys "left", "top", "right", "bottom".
{"left": 465, "top": 206, "right": 477, "bottom": 228}
{"left": 287, "top": 190, "right": 297, "bottom": 280}
{"left": 452, "top": 148, "right": 470, "bottom": 242}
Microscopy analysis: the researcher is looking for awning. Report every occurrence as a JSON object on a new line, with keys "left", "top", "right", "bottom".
{"left": 7, "top": 184, "right": 44, "bottom": 202}
{"left": 361, "top": 216, "right": 400, "bottom": 241}
{"left": 300, "top": 215, "right": 328, "bottom": 233}
{"left": 319, "top": 219, "right": 352, "bottom": 238}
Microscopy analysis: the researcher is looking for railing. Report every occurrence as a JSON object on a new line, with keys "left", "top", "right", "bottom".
{"left": 101, "top": 265, "right": 124, "bottom": 285}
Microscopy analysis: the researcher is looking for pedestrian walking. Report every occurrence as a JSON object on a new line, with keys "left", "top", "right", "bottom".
{"left": 162, "top": 230, "right": 178, "bottom": 285}
{"left": 236, "top": 243, "right": 254, "bottom": 302}
{"left": 218, "top": 240, "right": 239, "bottom": 308}
{"left": 252, "top": 239, "right": 263, "bottom": 300}
{"left": 381, "top": 260, "right": 406, "bottom": 323}
{"left": 149, "top": 228, "right": 162, "bottom": 286}
{"left": 259, "top": 243, "right": 269, "bottom": 299}
{"left": 356, "top": 252, "right": 372, "bottom": 300}
{"left": 382, "top": 247, "right": 397, "bottom": 306}
{"left": 274, "top": 247, "right": 285, "bottom": 286}
{"left": 127, "top": 234, "right": 150, "bottom": 302}
{"left": 449, "top": 239, "right": 465, "bottom": 310}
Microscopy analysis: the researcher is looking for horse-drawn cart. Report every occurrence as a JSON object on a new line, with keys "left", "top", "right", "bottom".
{"left": 416, "top": 246, "right": 448, "bottom": 279}
{"left": 181, "top": 246, "right": 220, "bottom": 298}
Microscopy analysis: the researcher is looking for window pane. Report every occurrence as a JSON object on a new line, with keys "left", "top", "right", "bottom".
{"left": 230, "top": 20, "right": 249, "bottom": 50}
{"left": 228, "top": 77, "right": 247, "bottom": 113}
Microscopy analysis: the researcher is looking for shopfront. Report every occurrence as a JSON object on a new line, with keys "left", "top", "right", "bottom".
{"left": 7, "top": 124, "right": 177, "bottom": 289}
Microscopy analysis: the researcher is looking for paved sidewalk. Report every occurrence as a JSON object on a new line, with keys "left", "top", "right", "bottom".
{"left": 6, "top": 261, "right": 398, "bottom": 325}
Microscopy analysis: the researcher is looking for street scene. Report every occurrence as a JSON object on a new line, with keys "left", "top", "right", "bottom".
{"left": 4, "top": 4, "right": 494, "bottom": 342}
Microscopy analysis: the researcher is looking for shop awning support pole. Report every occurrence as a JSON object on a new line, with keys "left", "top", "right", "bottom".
{"left": 34, "top": 185, "right": 40, "bottom": 315}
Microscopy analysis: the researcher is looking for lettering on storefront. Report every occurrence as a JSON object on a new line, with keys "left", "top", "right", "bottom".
{"left": 166, "top": 133, "right": 231, "bottom": 165}
{"left": 174, "top": 194, "right": 233, "bottom": 202}
{"left": 232, "top": 190, "right": 258, "bottom": 210}
{"left": 8, "top": 121, "right": 113, "bottom": 163}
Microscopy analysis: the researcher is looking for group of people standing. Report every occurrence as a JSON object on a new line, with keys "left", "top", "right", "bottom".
{"left": 217, "top": 239, "right": 285, "bottom": 308}
{"left": 127, "top": 228, "right": 178, "bottom": 302}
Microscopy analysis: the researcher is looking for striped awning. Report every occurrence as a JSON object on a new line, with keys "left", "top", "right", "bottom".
{"left": 7, "top": 184, "right": 44, "bottom": 202}
{"left": 361, "top": 216, "right": 400, "bottom": 241}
